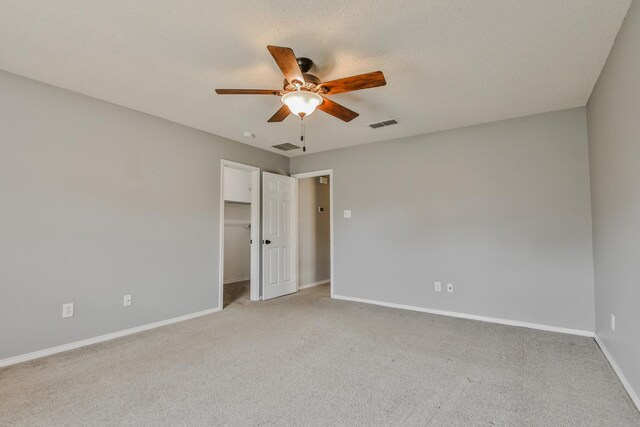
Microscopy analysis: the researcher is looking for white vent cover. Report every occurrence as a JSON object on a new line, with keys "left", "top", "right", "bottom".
{"left": 369, "top": 119, "right": 398, "bottom": 129}
{"left": 272, "top": 143, "right": 300, "bottom": 151}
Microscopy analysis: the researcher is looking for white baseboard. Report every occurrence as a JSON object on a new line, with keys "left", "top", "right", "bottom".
{"left": 0, "top": 307, "right": 221, "bottom": 368}
{"left": 298, "top": 279, "right": 330, "bottom": 290}
{"left": 594, "top": 334, "right": 640, "bottom": 411}
{"left": 332, "top": 294, "right": 594, "bottom": 337}
{"left": 224, "top": 276, "right": 249, "bottom": 285}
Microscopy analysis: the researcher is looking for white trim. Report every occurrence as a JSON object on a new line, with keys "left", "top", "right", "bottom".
{"left": 292, "top": 169, "right": 333, "bottom": 180}
{"left": 224, "top": 276, "right": 250, "bottom": 285}
{"left": 219, "top": 160, "right": 261, "bottom": 307}
{"left": 222, "top": 159, "right": 259, "bottom": 171}
{"left": 594, "top": 334, "right": 640, "bottom": 411}
{"left": 292, "top": 169, "right": 334, "bottom": 298}
{"left": 249, "top": 170, "right": 260, "bottom": 301}
{"left": 332, "top": 294, "right": 594, "bottom": 337}
{"left": 298, "top": 279, "right": 330, "bottom": 290}
{"left": 0, "top": 307, "right": 220, "bottom": 368}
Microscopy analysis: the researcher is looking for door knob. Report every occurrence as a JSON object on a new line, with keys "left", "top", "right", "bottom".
{"left": 263, "top": 240, "right": 271, "bottom": 244}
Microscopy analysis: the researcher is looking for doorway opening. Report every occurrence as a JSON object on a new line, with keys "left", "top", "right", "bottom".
{"left": 223, "top": 201, "right": 251, "bottom": 306}
{"left": 219, "top": 160, "right": 260, "bottom": 309}
{"left": 293, "top": 170, "right": 334, "bottom": 297}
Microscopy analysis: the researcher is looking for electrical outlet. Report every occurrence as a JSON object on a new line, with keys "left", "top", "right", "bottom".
{"left": 447, "top": 283, "right": 454, "bottom": 293}
{"left": 611, "top": 314, "right": 615, "bottom": 332}
{"left": 343, "top": 210, "right": 352, "bottom": 218}
{"left": 434, "top": 281, "right": 442, "bottom": 292}
{"left": 123, "top": 294, "right": 132, "bottom": 307}
{"left": 62, "top": 303, "right": 74, "bottom": 318}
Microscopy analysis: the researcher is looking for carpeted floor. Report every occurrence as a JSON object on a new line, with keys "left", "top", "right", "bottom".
{"left": 1, "top": 284, "right": 639, "bottom": 426}
{"left": 223, "top": 280, "right": 250, "bottom": 308}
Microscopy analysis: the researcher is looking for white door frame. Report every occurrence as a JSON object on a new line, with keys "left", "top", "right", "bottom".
{"left": 219, "top": 159, "right": 261, "bottom": 309}
{"left": 291, "top": 169, "right": 334, "bottom": 298}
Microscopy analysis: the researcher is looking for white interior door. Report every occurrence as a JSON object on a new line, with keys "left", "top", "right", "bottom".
{"left": 262, "top": 172, "right": 297, "bottom": 300}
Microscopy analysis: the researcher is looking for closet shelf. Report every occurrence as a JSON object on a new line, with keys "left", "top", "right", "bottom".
{"left": 224, "top": 219, "right": 251, "bottom": 228}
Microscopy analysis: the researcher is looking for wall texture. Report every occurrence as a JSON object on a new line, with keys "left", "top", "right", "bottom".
{"left": 587, "top": 0, "right": 640, "bottom": 402}
{"left": 292, "top": 108, "right": 595, "bottom": 331}
{"left": 298, "top": 176, "right": 331, "bottom": 287}
{"left": 0, "top": 70, "right": 288, "bottom": 359}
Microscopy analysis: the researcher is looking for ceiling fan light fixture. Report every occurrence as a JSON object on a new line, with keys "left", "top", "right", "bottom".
{"left": 281, "top": 90, "right": 322, "bottom": 117}
{"left": 215, "top": 45, "right": 385, "bottom": 123}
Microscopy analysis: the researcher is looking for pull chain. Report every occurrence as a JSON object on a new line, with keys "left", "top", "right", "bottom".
{"left": 300, "top": 116, "right": 306, "bottom": 152}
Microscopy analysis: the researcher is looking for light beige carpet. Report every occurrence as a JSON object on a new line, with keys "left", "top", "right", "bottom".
{"left": 1, "top": 284, "right": 638, "bottom": 426}
{"left": 223, "top": 280, "right": 250, "bottom": 308}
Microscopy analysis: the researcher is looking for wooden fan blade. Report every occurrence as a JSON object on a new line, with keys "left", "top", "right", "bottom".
{"left": 318, "top": 71, "right": 386, "bottom": 95}
{"left": 317, "top": 97, "right": 359, "bottom": 122}
{"left": 268, "top": 105, "right": 291, "bottom": 122}
{"left": 215, "top": 89, "right": 281, "bottom": 95}
{"left": 267, "top": 45, "right": 305, "bottom": 86}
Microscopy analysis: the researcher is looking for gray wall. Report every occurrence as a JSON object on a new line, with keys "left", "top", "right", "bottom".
{"left": 587, "top": 0, "right": 640, "bottom": 400}
{"left": 292, "top": 108, "right": 595, "bottom": 331}
{"left": 298, "top": 176, "right": 331, "bottom": 286}
{"left": 0, "top": 67, "right": 605, "bottom": 360}
{"left": 0, "top": 70, "right": 288, "bottom": 359}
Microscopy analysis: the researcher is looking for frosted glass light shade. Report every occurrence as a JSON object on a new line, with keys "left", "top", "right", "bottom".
{"left": 281, "top": 91, "right": 323, "bottom": 117}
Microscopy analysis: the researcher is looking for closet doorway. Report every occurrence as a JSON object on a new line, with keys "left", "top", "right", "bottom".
{"left": 219, "top": 160, "right": 260, "bottom": 308}
{"left": 293, "top": 170, "right": 334, "bottom": 297}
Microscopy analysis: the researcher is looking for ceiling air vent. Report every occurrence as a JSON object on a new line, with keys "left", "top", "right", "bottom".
{"left": 369, "top": 118, "right": 398, "bottom": 129}
{"left": 272, "top": 143, "right": 300, "bottom": 151}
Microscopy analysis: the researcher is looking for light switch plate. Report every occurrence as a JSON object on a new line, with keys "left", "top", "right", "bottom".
{"left": 62, "top": 303, "right": 74, "bottom": 318}
{"left": 434, "top": 282, "right": 442, "bottom": 292}
{"left": 343, "top": 210, "right": 352, "bottom": 218}
{"left": 447, "top": 283, "right": 454, "bottom": 293}
{"left": 123, "top": 294, "right": 132, "bottom": 307}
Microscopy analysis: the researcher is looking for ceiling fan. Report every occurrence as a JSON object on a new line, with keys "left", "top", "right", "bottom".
{"left": 215, "top": 45, "right": 386, "bottom": 123}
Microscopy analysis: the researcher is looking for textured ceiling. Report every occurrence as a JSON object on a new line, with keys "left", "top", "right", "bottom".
{"left": 0, "top": 1, "right": 632, "bottom": 156}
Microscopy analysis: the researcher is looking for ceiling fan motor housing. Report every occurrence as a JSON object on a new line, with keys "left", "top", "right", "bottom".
{"left": 283, "top": 73, "right": 321, "bottom": 92}
{"left": 282, "top": 57, "right": 320, "bottom": 91}
{"left": 296, "top": 57, "right": 314, "bottom": 73}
